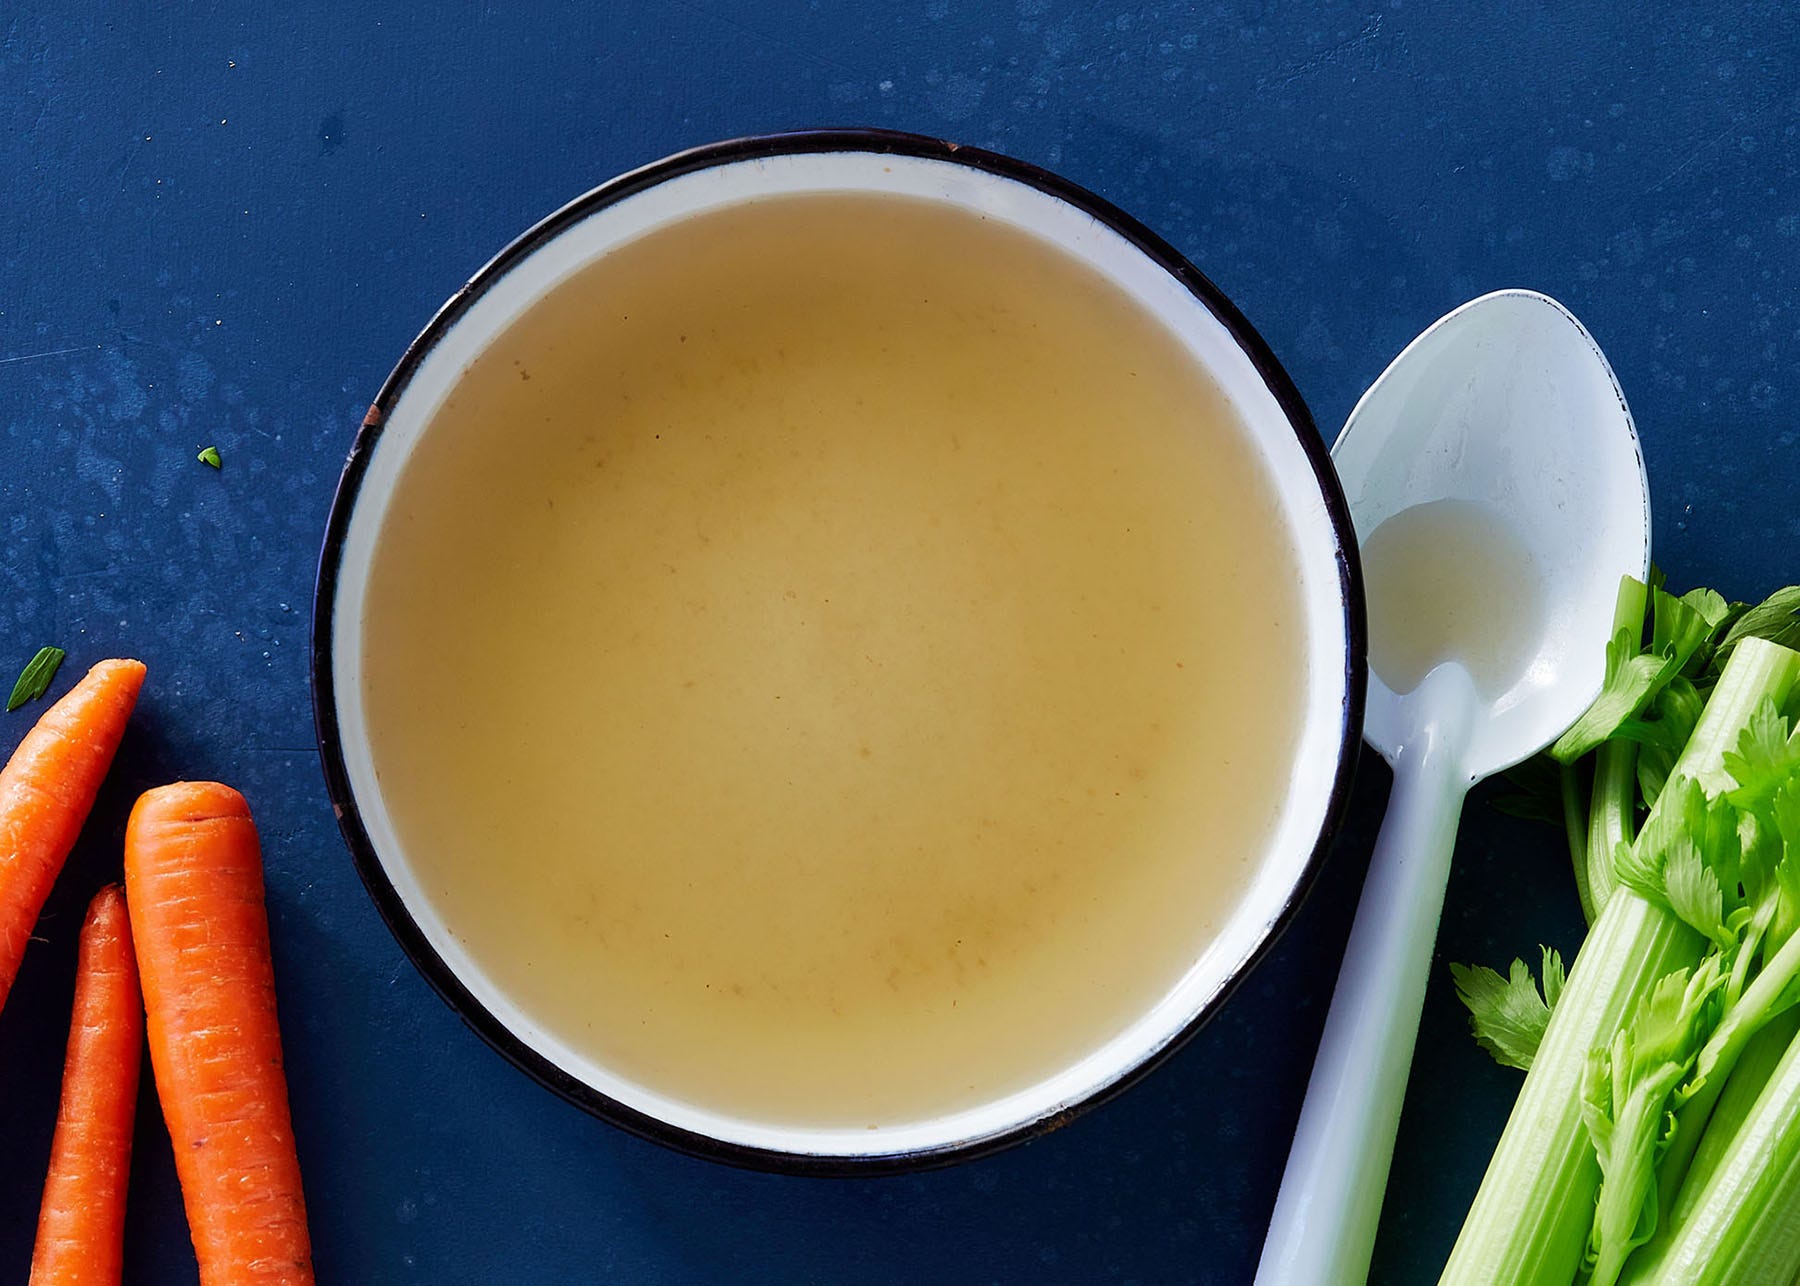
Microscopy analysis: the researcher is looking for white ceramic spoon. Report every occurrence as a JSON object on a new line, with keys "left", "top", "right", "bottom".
{"left": 1254, "top": 290, "right": 1651, "bottom": 1285}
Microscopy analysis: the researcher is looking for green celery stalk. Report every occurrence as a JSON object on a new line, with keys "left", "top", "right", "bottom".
{"left": 1441, "top": 900, "right": 1699, "bottom": 1283}
{"left": 1440, "top": 638, "right": 1800, "bottom": 1286}
{"left": 1586, "top": 578, "right": 1652, "bottom": 919}
{"left": 1656, "top": 913, "right": 1800, "bottom": 1211}
{"left": 1619, "top": 1012, "right": 1800, "bottom": 1284}
{"left": 1676, "top": 1009, "right": 1800, "bottom": 1213}
{"left": 1564, "top": 762, "right": 1598, "bottom": 925}
{"left": 1645, "top": 692, "right": 1800, "bottom": 1210}
{"left": 1552, "top": 581, "right": 1719, "bottom": 766}
{"left": 1586, "top": 738, "right": 1639, "bottom": 920}
{"left": 1561, "top": 575, "right": 1648, "bottom": 923}
{"left": 1584, "top": 959, "right": 1728, "bottom": 1286}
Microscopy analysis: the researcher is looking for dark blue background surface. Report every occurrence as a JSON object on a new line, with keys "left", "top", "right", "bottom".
{"left": 3, "top": 4, "right": 1797, "bottom": 1282}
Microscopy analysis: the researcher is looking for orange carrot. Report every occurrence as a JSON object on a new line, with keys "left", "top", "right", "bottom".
{"left": 30, "top": 884, "right": 143, "bottom": 1286}
{"left": 125, "top": 782, "right": 313, "bottom": 1286}
{"left": 0, "top": 658, "right": 146, "bottom": 1016}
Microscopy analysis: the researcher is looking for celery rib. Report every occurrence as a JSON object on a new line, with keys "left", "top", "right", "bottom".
{"left": 1677, "top": 1009, "right": 1800, "bottom": 1219}
{"left": 1585, "top": 739, "right": 1638, "bottom": 920}
{"left": 1585, "top": 578, "right": 1652, "bottom": 919}
{"left": 1620, "top": 1014, "right": 1800, "bottom": 1284}
{"left": 1439, "top": 898, "right": 1701, "bottom": 1284}
{"left": 1564, "top": 761, "right": 1598, "bottom": 925}
{"left": 1658, "top": 926, "right": 1800, "bottom": 1212}
{"left": 1440, "top": 639, "right": 1800, "bottom": 1285}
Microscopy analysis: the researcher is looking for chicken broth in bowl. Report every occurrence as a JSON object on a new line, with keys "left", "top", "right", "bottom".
{"left": 317, "top": 135, "right": 1360, "bottom": 1167}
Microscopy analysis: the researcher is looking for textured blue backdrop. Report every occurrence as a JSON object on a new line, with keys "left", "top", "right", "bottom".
{"left": 2, "top": 4, "right": 1797, "bottom": 1282}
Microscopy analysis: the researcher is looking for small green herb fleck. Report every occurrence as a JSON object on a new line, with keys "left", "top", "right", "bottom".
{"left": 197, "top": 445, "right": 222, "bottom": 469}
{"left": 7, "top": 646, "right": 66, "bottom": 712}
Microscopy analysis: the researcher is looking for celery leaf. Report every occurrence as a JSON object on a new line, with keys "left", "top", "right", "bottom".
{"left": 1658, "top": 586, "right": 1731, "bottom": 675}
{"left": 1581, "top": 958, "right": 1727, "bottom": 1286}
{"left": 1541, "top": 944, "right": 1567, "bottom": 1009}
{"left": 1552, "top": 627, "right": 1669, "bottom": 763}
{"left": 1615, "top": 778, "right": 1748, "bottom": 957}
{"left": 1770, "top": 783, "right": 1800, "bottom": 952}
{"left": 1451, "top": 951, "right": 1565, "bottom": 1072}
{"left": 1663, "top": 839, "right": 1730, "bottom": 949}
{"left": 1722, "top": 698, "right": 1800, "bottom": 824}
{"left": 1554, "top": 589, "right": 1728, "bottom": 764}
{"left": 1716, "top": 585, "right": 1800, "bottom": 663}
{"left": 1635, "top": 678, "right": 1706, "bottom": 807}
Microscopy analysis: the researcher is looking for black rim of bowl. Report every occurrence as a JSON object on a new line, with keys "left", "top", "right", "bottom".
{"left": 310, "top": 128, "right": 1368, "bottom": 1177}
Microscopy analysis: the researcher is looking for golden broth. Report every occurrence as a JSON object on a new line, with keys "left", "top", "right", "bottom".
{"left": 362, "top": 194, "right": 1306, "bottom": 1128}
{"left": 1362, "top": 499, "right": 1542, "bottom": 698}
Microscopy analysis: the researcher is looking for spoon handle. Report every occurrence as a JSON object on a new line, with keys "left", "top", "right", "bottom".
{"left": 1256, "top": 701, "right": 1472, "bottom": 1286}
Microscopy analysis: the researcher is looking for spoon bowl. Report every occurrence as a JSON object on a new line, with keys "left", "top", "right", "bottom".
{"left": 1335, "top": 289, "right": 1651, "bottom": 777}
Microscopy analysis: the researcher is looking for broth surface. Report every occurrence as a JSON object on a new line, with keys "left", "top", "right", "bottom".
{"left": 363, "top": 194, "right": 1306, "bottom": 1127}
{"left": 1362, "top": 499, "right": 1542, "bottom": 699}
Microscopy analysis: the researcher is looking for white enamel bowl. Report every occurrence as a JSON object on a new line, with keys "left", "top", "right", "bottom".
{"left": 311, "top": 131, "right": 1365, "bottom": 1173}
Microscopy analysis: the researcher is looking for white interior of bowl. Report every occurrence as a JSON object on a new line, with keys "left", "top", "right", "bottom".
{"left": 329, "top": 147, "right": 1353, "bottom": 1160}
